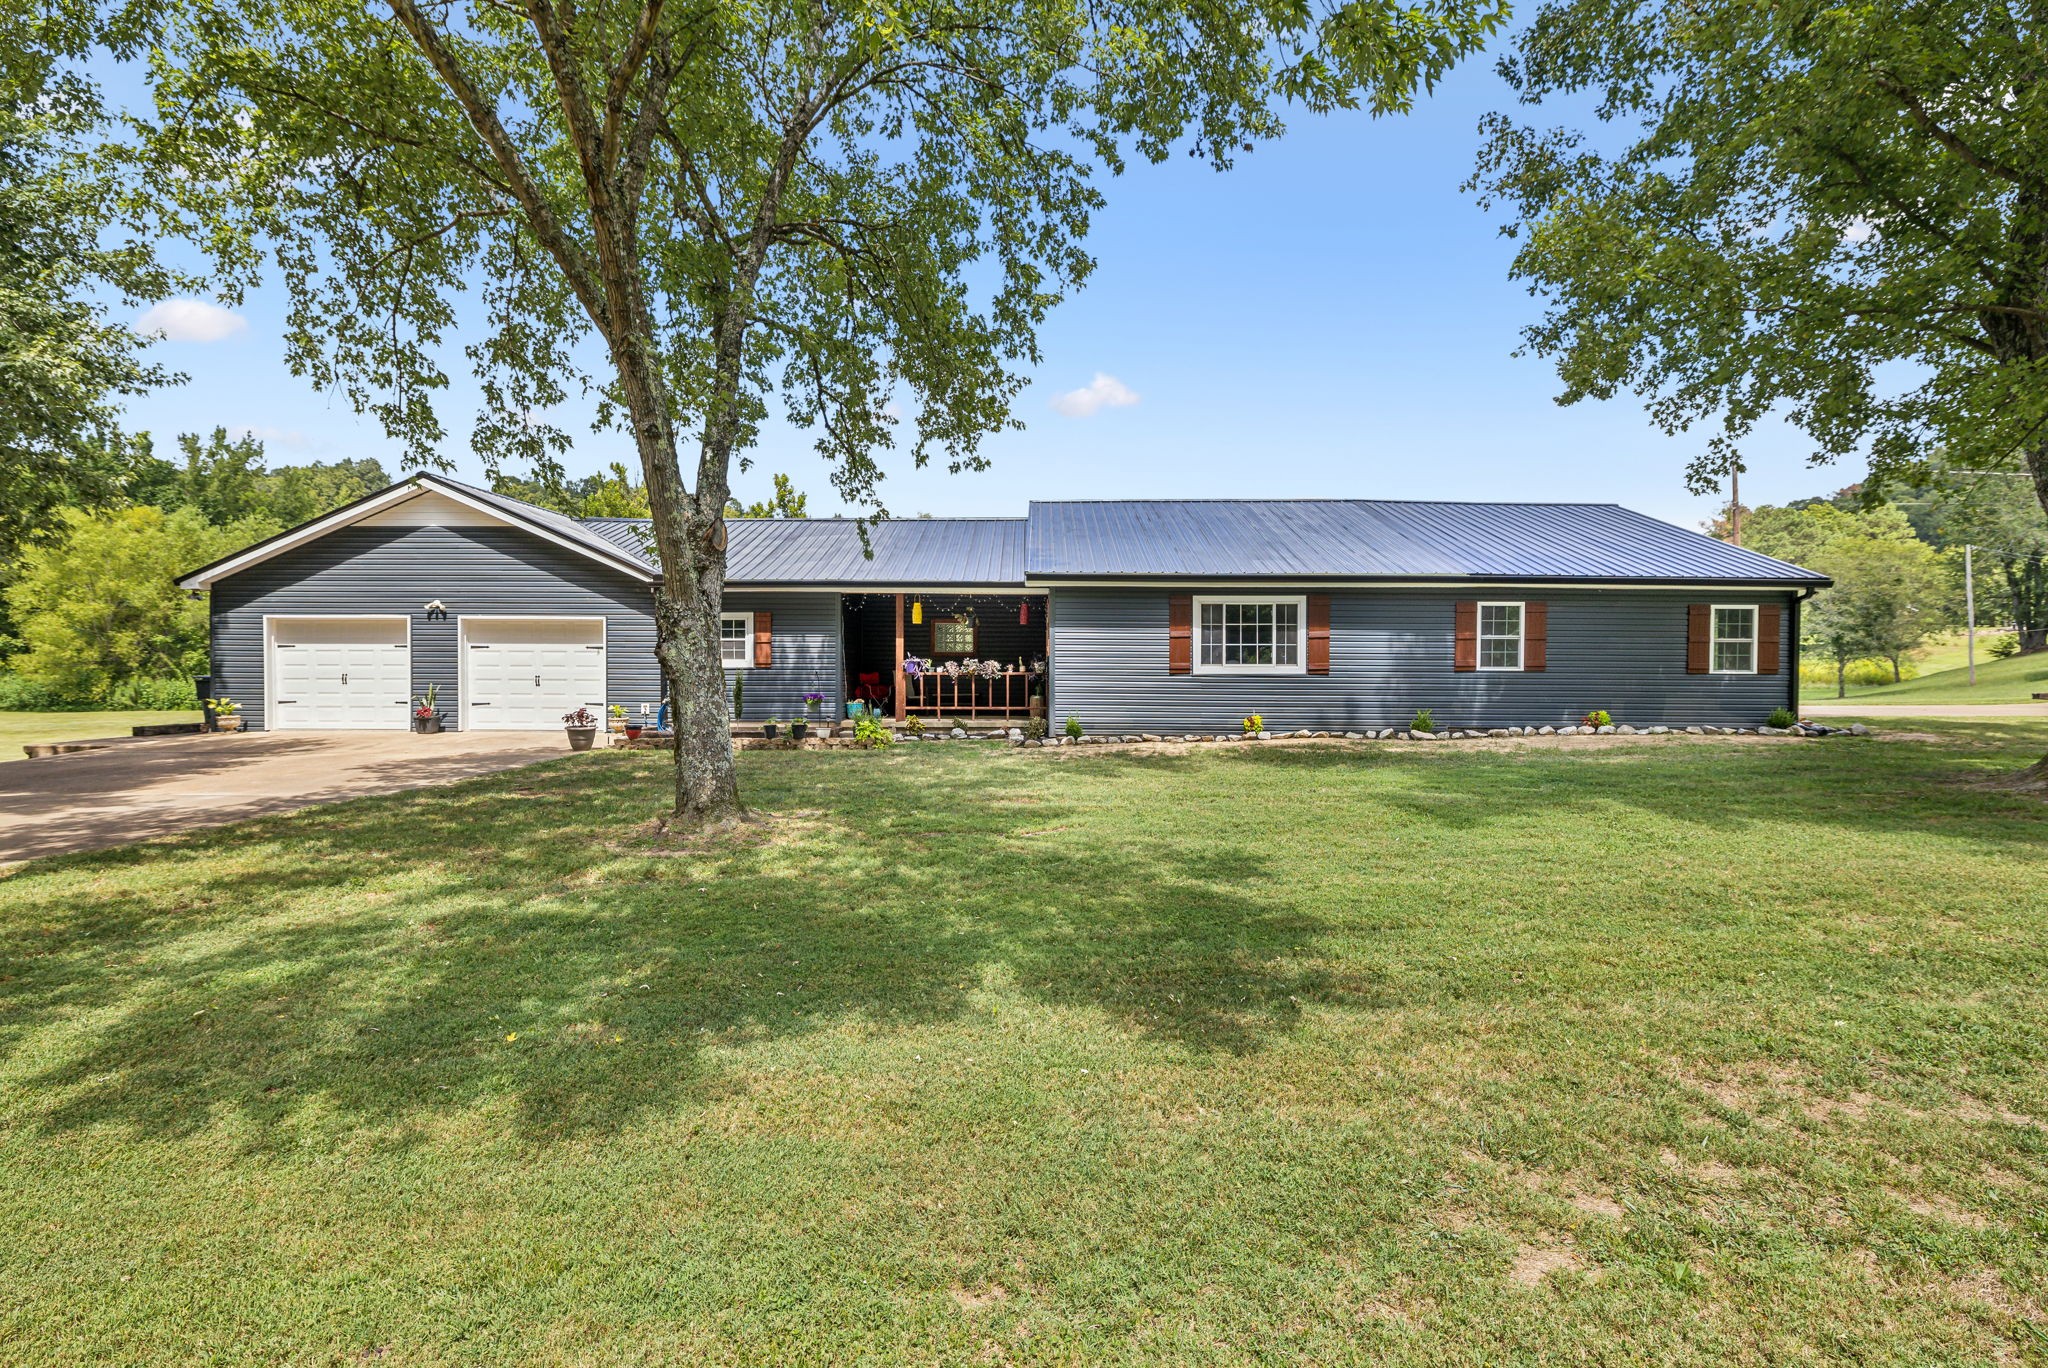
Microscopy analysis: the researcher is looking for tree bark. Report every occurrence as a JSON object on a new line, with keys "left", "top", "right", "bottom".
{"left": 1836, "top": 658, "right": 1847, "bottom": 698}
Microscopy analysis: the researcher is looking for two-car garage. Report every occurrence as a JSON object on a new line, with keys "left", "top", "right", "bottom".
{"left": 264, "top": 615, "right": 607, "bottom": 731}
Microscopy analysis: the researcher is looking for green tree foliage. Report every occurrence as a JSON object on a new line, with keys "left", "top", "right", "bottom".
{"left": 578, "top": 462, "right": 652, "bottom": 518}
{"left": 1914, "top": 472, "right": 2048, "bottom": 651}
{"left": 129, "top": 0, "right": 1505, "bottom": 824}
{"left": 1472, "top": 0, "right": 2048, "bottom": 510}
{"left": 1746, "top": 503, "right": 1952, "bottom": 692}
{"left": 727, "top": 474, "right": 807, "bottom": 520}
{"left": 126, "top": 427, "right": 391, "bottom": 527}
{"left": 5, "top": 506, "right": 278, "bottom": 701}
{"left": 0, "top": 34, "right": 174, "bottom": 563}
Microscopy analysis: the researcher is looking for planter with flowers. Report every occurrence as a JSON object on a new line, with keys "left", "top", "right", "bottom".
{"left": 792, "top": 692, "right": 823, "bottom": 740}
{"left": 413, "top": 683, "right": 445, "bottom": 733}
{"left": 562, "top": 706, "right": 600, "bottom": 751}
{"left": 206, "top": 696, "right": 244, "bottom": 733}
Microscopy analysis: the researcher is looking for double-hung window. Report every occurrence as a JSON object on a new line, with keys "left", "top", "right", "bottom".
{"left": 1194, "top": 596, "right": 1305, "bottom": 673}
{"left": 1711, "top": 606, "right": 1757, "bottom": 674}
{"left": 719, "top": 612, "right": 753, "bottom": 667}
{"left": 1478, "top": 602, "right": 1524, "bottom": 670}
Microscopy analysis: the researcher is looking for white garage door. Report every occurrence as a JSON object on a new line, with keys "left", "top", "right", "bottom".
{"left": 270, "top": 618, "right": 412, "bottom": 730}
{"left": 463, "top": 618, "right": 607, "bottom": 729}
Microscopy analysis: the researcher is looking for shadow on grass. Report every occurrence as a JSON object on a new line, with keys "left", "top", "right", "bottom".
{"left": 5, "top": 725, "right": 2040, "bottom": 1151}
{"left": 1108, "top": 725, "right": 2048, "bottom": 845}
{"left": 0, "top": 747, "right": 1340, "bottom": 1148}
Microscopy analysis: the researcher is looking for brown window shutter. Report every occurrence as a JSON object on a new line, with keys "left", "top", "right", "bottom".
{"left": 1758, "top": 604, "right": 1782, "bottom": 674}
{"left": 1686, "top": 603, "right": 1710, "bottom": 673}
{"left": 1524, "top": 601, "right": 1547, "bottom": 672}
{"left": 1167, "top": 595, "right": 1193, "bottom": 674}
{"left": 753, "top": 611, "right": 773, "bottom": 668}
{"left": 1453, "top": 601, "right": 1477, "bottom": 672}
{"left": 1306, "top": 594, "right": 1331, "bottom": 674}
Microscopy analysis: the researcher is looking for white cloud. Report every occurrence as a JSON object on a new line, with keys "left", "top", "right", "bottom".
{"left": 134, "top": 298, "right": 248, "bottom": 343}
{"left": 1050, "top": 372, "right": 1139, "bottom": 418}
{"left": 1842, "top": 217, "right": 1879, "bottom": 245}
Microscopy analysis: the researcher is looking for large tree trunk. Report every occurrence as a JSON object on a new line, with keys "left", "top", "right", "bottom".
{"left": 1836, "top": 658, "right": 1846, "bottom": 698}
{"left": 653, "top": 570, "right": 742, "bottom": 826}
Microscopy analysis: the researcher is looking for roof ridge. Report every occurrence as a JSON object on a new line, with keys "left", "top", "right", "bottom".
{"left": 1025, "top": 497, "right": 1626, "bottom": 508}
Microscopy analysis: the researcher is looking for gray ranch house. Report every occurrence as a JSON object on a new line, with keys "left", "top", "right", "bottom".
{"left": 177, "top": 473, "right": 1829, "bottom": 734}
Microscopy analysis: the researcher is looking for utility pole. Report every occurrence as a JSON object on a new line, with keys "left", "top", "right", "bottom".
{"left": 1965, "top": 543, "right": 1976, "bottom": 686}
{"left": 1729, "top": 464, "right": 1742, "bottom": 546}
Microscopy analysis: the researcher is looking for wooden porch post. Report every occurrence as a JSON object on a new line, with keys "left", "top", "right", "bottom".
{"left": 893, "top": 593, "right": 906, "bottom": 723}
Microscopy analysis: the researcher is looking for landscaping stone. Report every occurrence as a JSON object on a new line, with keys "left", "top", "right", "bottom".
{"left": 1850, "top": 723, "right": 1871, "bottom": 735}
{"left": 1686, "top": 726, "right": 1705, "bottom": 734}
{"left": 1615, "top": 724, "right": 1636, "bottom": 735}
{"left": 1488, "top": 728, "right": 1508, "bottom": 738}
{"left": 1007, "top": 728, "right": 1023, "bottom": 740}
{"left": 1411, "top": 730, "right": 1435, "bottom": 740}
{"left": 1255, "top": 730, "right": 1271, "bottom": 740}
{"left": 1597, "top": 725, "right": 1616, "bottom": 735}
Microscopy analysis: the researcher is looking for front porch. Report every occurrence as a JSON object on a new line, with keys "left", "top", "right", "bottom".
{"left": 841, "top": 592, "right": 1047, "bottom": 723}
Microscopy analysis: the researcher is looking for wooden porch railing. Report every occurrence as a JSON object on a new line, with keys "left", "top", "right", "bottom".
{"left": 903, "top": 669, "right": 1037, "bottom": 719}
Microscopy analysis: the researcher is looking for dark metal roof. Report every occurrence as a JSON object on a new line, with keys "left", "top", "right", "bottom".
{"left": 581, "top": 515, "right": 1028, "bottom": 586}
{"left": 1024, "top": 500, "right": 1829, "bottom": 584}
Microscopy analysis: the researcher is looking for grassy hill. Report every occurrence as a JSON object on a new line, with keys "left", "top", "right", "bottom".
{"left": 1802, "top": 648, "right": 2048, "bottom": 705}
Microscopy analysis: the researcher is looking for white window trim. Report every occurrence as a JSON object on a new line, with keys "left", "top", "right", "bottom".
{"left": 1476, "top": 599, "right": 1525, "bottom": 672}
{"left": 1710, "top": 603, "right": 1759, "bottom": 675}
{"left": 720, "top": 611, "right": 755, "bottom": 669}
{"left": 1190, "top": 594, "right": 1308, "bottom": 675}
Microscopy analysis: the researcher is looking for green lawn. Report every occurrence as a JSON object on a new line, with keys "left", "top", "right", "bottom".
{"left": 0, "top": 709, "right": 200, "bottom": 754}
{"left": 1805, "top": 648, "right": 2048, "bottom": 706}
{"left": 2, "top": 727, "right": 2045, "bottom": 1363}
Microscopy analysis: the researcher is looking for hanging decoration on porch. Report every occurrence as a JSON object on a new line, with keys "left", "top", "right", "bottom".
{"left": 911, "top": 598, "right": 923, "bottom": 625}
{"left": 1018, "top": 599, "right": 1030, "bottom": 625}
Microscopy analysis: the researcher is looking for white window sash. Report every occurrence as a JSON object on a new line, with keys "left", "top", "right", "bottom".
{"left": 1709, "top": 604, "right": 1758, "bottom": 675}
{"left": 719, "top": 612, "right": 754, "bottom": 667}
{"left": 1476, "top": 600, "right": 1525, "bottom": 672}
{"left": 1190, "top": 595, "right": 1308, "bottom": 675}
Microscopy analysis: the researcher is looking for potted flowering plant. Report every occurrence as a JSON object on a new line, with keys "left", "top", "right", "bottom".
{"left": 562, "top": 706, "right": 600, "bottom": 751}
{"left": 792, "top": 691, "right": 824, "bottom": 740}
{"left": 413, "top": 683, "right": 444, "bottom": 733}
{"left": 206, "top": 696, "right": 243, "bottom": 733}
{"left": 762, "top": 716, "right": 781, "bottom": 741}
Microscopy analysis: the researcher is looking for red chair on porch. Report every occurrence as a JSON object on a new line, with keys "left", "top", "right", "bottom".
{"left": 853, "top": 672, "right": 891, "bottom": 710}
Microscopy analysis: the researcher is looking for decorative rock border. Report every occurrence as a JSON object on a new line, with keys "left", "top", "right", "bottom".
{"left": 1011, "top": 721, "right": 1870, "bottom": 748}
{"left": 623, "top": 720, "right": 1875, "bottom": 753}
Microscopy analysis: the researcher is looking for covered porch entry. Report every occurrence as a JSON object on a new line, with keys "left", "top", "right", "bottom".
{"left": 841, "top": 592, "right": 1047, "bottom": 723}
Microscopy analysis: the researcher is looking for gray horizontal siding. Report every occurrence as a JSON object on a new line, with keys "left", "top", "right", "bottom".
{"left": 1047, "top": 586, "right": 1799, "bottom": 733}
{"left": 721, "top": 592, "right": 842, "bottom": 724}
{"left": 209, "top": 526, "right": 660, "bottom": 731}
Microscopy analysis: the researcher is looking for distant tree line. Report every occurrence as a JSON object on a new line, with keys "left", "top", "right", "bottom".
{"left": 1714, "top": 471, "right": 2047, "bottom": 696}
{"left": 0, "top": 430, "right": 390, "bottom": 708}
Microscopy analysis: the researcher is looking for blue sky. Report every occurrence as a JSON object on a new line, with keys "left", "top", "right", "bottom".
{"left": 113, "top": 42, "right": 1850, "bottom": 529}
